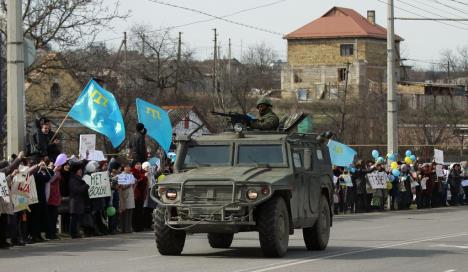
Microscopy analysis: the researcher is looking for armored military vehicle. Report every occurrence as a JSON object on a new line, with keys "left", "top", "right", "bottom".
{"left": 150, "top": 126, "right": 334, "bottom": 257}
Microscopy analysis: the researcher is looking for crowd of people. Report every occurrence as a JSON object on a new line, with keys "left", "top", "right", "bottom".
{"left": 0, "top": 121, "right": 174, "bottom": 249}
{"left": 333, "top": 159, "right": 468, "bottom": 214}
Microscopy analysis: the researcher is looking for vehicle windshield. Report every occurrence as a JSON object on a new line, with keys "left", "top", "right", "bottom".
{"left": 237, "top": 144, "right": 285, "bottom": 166}
{"left": 183, "top": 145, "right": 231, "bottom": 168}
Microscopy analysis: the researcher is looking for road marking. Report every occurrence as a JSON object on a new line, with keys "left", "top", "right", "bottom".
{"left": 443, "top": 270, "right": 456, "bottom": 272}
{"left": 128, "top": 254, "right": 159, "bottom": 261}
{"left": 242, "top": 232, "right": 468, "bottom": 272}
{"left": 433, "top": 244, "right": 468, "bottom": 249}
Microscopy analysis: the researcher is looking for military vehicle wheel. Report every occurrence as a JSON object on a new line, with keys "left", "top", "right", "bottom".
{"left": 153, "top": 206, "right": 186, "bottom": 255}
{"left": 207, "top": 233, "right": 234, "bottom": 248}
{"left": 257, "top": 196, "right": 289, "bottom": 257}
{"left": 303, "top": 195, "right": 330, "bottom": 250}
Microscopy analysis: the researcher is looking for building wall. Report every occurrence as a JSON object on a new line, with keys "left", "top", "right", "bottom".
{"left": 282, "top": 37, "right": 399, "bottom": 98}
{"left": 173, "top": 111, "right": 211, "bottom": 137}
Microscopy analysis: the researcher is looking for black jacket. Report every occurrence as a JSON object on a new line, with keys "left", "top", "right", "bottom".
{"left": 69, "top": 174, "right": 89, "bottom": 214}
{"left": 129, "top": 131, "right": 147, "bottom": 163}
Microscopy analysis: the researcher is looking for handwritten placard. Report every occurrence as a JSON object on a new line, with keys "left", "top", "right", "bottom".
{"left": 366, "top": 172, "right": 389, "bottom": 189}
{"left": 83, "top": 171, "right": 111, "bottom": 198}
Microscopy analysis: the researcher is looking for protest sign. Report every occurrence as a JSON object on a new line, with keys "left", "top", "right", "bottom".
{"left": 83, "top": 171, "right": 112, "bottom": 198}
{"left": 117, "top": 173, "right": 135, "bottom": 185}
{"left": 79, "top": 134, "right": 96, "bottom": 159}
{"left": 87, "top": 150, "right": 106, "bottom": 161}
{"left": 462, "top": 180, "right": 468, "bottom": 187}
{"left": 341, "top": 175, "right": 353, "bottom": 187}
{"left": 436, "top": 165, "right": 444, "bottom": 177}
{"left": 10, "top": 170, "right": 37, "bottom": 212}
{"left": 0, "top": 173, "right": 9, "bottom": 203}
{"left": 434, "top": 149, "right": 444, "bottom": 164}
{"left": 366, "top": 172, "right": 389, "bottom": 189}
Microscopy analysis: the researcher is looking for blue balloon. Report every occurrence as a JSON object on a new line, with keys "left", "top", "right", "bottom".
{"left": 349, "top": 167, "right": 356, "bottom": 173}
{"left": 377, "top": 156, "right": 385, "bottom": 163}
{"left": 392, "top": 169, "right": 401, "bottom": 177}
{"left": 387, "top": 153, "right": 396, "bottom": 161}
{"left": 405, "top": 150, "right": 412, "bottom": 157}
{"left": 410, "top": 155, "right": 416, "bottom": 161}
{"left": 372, "top": 150, "right": 379, "bottom": 159}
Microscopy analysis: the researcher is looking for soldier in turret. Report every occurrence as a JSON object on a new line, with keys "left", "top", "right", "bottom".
{"left": 250, "top": 97, "right": 279, "bottom": 131}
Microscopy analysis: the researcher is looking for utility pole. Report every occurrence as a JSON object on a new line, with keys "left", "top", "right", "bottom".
{"left": 141, "top": 34, "right": 145, "bottom": 56}
{"left": 447, "top": 60, "right": 450, "bottom": 82}
{"left": 387, "top": 0, "right": 398, "bottom": 156}
{"left": 340, "top": 62, "right": 351, "bottom": 137}
{"left": 228, "top": 38, "right": 232, "bottom": 91}
{"left": 6, "top": 0, "right": 25, "bottom": 157}
{"left": 212, "top": 28, "right": 218, "bottom": 98}
{"left": 175, "top": 32, "right": 182, "bottom": 96}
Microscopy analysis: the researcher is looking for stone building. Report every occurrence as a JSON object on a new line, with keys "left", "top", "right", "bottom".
{"left": 282, "top": 6, "right": 403, "bottom": 100}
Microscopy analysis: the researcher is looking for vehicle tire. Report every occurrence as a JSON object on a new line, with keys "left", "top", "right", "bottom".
{"left": 257, "top": 196, "right": 290, "bottom": 257}
{"left": 303, "top": 195, "right": 330, "bottom": 250}
{"left": 207, "top": 233, "right": 234, "bottom": 248}
{"left": 153, "top": 206, "right": 186, "bottom": 255}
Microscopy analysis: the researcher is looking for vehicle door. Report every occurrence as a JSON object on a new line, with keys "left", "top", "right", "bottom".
{"left": 290, "top": 148, "right": 310, "bottom": 226}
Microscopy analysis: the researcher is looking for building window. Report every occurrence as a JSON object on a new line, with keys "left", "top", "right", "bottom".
{"left": 50, "top": 82, "right": 61, "bottom": 97}
{"left": 293, "top": 69, "right": 302, "bottom": 83}
{"left": 338, "top": 68, "right": 348, "bottom": 82}
{"left": 340, "top": 44, "right": 354, "bottom": 56}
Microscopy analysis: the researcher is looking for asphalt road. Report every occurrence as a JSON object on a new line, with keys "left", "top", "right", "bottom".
{"left": 2, "top": 207, "right": 468, "bottom": 272}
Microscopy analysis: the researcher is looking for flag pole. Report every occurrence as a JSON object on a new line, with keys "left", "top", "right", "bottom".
{"left": 49, "top": 112, "right": 70, "bottom": 144}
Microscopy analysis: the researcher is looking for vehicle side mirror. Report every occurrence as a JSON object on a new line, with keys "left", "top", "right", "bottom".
{"left": 304, "top": 149, "right": 312, "bottom": 171}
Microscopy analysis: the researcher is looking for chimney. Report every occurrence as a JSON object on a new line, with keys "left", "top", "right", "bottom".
{"left": 367, "top": 10, "right": 376, "bottom": 24}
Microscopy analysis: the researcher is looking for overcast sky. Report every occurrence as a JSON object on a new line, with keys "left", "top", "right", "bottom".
{"left": 100, "top": 0, "right": 468, "bottom": 68}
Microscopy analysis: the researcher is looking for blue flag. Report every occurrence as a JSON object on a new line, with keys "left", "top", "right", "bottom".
{"left": 69, "top": 80, "right": 125, "bottom": 148}
{"left": 327, "top": 140, "right": 357, "bottom": 167}
{"left": 136, "top": 98, "right": 172, "bottom": 153}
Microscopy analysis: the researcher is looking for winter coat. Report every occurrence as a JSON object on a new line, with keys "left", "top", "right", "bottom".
{"left": 69, "top": 174, "right": 90, "bottom": 214}
{"left": 250, "top": 108, "right": 279, "bottom": 131}
{"left": 132, "top": 168, "right": 148, "bottom": 203}
{"left": 33, "top": 168, "right": 54, "bottom": 205}
{"left": 47, "top": 170, "right": 61, "bottom": 206}
{"left": 448, "top": 169, "right": 463, "bottom": 193}
{"left": 129, "top": 131, "right": 147, "bottom": 163}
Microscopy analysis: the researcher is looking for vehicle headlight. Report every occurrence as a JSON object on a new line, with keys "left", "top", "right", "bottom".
{"left": 246, "top": 189, "right": 258, "bottom": 200}
{"left": 165, "top": 188, "right": 178, "bottom": 200}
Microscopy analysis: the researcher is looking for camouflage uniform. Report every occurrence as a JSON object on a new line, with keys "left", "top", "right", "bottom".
{"left": 250, "top": 108, "right": 279, "bottom": 130}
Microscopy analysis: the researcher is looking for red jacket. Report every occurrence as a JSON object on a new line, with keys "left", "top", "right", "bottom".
{"left": 48, "top": 170, "right": 62, "bottom": 206}
{"left": 132, "top": 168, "right": 148, "bottom": 202}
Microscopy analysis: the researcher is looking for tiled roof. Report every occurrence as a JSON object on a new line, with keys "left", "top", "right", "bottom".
{"left": 285, "top": 7, "right": 403, "bottom": 41}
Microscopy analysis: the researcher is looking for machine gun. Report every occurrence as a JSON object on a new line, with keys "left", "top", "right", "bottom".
{"left": 211, "top": 111, "right": 253, "bottom": 129}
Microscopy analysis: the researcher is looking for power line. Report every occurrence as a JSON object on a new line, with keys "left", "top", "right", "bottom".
{"left": 446, "top": 0, "right": 468, "bottom": 8}
{"left": 147, "top": 0, "right": 284, "bottom": 36}
{"left": 91, "top": 0, "right": 286, "bottom": 45}
{"left": 375, "top": 0, "right": 468, "bottom": 31}
{"left": 411, "top": 0, "right": 468, "bottom": 24}
{"left": 395, "top": 0, "right": 468, "bottom": 30}
{"left": 426, "top": 0, "right": 468, "bottom": 17}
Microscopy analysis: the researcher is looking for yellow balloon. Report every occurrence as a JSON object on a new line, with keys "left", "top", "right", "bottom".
{"left": 157, "top": 174, "right": 166, "bottom": 182}
{"left": 404, "top": 157, "right": 412, "bottom": 164}
{"left": 391, "top": 162, "right": 398, "bottom": 170}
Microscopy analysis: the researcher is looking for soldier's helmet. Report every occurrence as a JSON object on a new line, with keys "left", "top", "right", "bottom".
{"left": 256, "top": 97, "right": 273, "bottom": 107}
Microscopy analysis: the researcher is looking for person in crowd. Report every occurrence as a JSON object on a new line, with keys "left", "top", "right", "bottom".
{"left": 118, "top": 163, "right": 135, "bottom": 233}
{"left": 0, "top": 152, "right": 25, "bottom": 249}
{"left": 69, "top": 160, "right": 89, "bottom": 238}
{"left": 142, "top": 161, "right": 157, "bottom": 230}
{"left": 249, "top": 97, "right": 279, "bottom": 131}
{"left": 108, "top": 158, "right": 121, "bottom": 234}
{"left": 448, "top": 163, "right": 463, "bottom": 206}
{"left": 29, "top": 120, "right": 61, "bottom": 163}
{"left": 170, "top": 133, "right": 177, "bottom": 152}
{"left": 28, "top": 158, "right": 54, "bottom": 243}
{"left": 398, "top": 164, "right": 413, "bottom": 210}
{"left": 83, "top": 161, "right": 107, "bottom": 236}
{"left": 353, "top": 161, "right": 370, "bottom": 213}
{"left": 418, "top": 163, "right": 435, "bottom": 209}
{"left": 129, "top": 123, "right": 148, "bottom": 165}
{"left": 45, "top": 154, "right": 68, "bottom": 240}
{"left": 461, "top": 161, "right": 468, "bottom": 204}
{"left": 132, "top": 161, "right": 148, "bottom": 232}
{"left": 58, "top": 161, "right": 71, "bottom": 234}
{"left": 369, "top": 161, "right": 386, "bottom": 211}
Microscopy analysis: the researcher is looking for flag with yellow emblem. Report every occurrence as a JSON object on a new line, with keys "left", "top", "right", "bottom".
{"left": 136, "top": 98, "right": 172, "bottom": 153}
{"left": 327, "top": 140, "right": 357, "bottom": 167}
{"left": 69, "top": 79, "right": 125, "bottom": 148}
